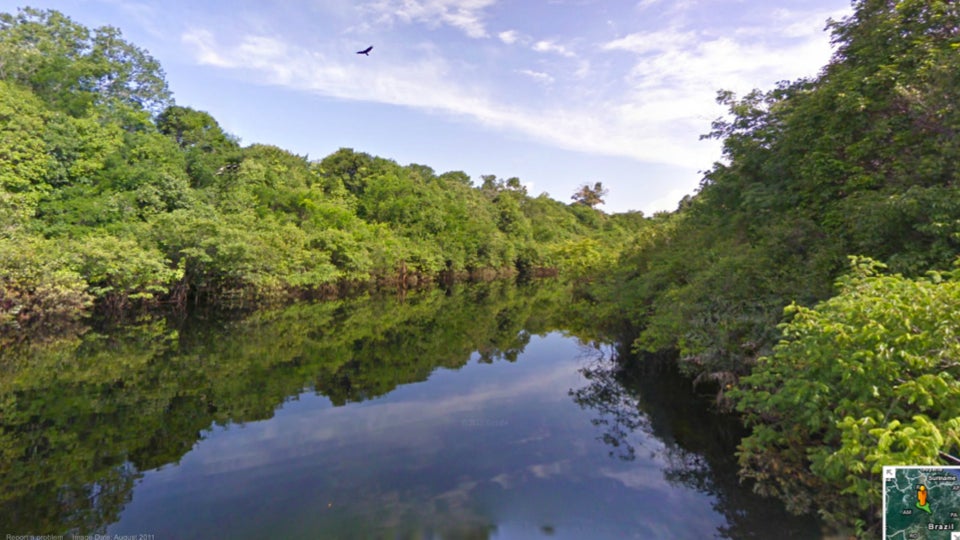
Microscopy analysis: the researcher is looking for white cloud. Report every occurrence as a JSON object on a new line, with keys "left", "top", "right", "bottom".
{"left": 181, "top": 29, "right": 232, "bottom": 67}
{"left": 640, "top": 183, "right": 700, "bottom": 215}
{"left": 364, "top": 0, "right": 497, "bottom": 38}
{"left": 532, "top": 39, "right": 575, "bottom": 57}
{"left": 602, "top": 28, "right": 696, "bottom": 55}
{"left": 596, "top": 15, "right": 844, "bottom": 161}
{"left": 498, "top": 29, "right": 520, "bottom": 44}
{"left": 517, "top": 69, "right": 554, "bottom": 84}
{"left": 636, "top": 0, "right": 699, "bottom": 16}
{"left": 181, "top": 29, "right": 699, "bottom": 167}
{"left": 773, "top": 7, "right": 851, "bottom": 38}
{"left": 180, "top": 3, "right": 847, "bottom": 174}
{"left": 611, "top": 28, "right": 833, "bottom": 99}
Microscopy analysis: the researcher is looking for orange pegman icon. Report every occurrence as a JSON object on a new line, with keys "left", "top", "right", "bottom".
{"left": 918, "top": 484, "right": 928, "bottom": 507}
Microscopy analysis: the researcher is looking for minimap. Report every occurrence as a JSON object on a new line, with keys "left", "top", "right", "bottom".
{"left": 884, "top": 466, "right": 960, "bottom": 540}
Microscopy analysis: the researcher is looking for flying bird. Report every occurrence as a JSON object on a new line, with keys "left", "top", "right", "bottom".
{"left": 357, "top": 46, "right": 373, "bottom": 56}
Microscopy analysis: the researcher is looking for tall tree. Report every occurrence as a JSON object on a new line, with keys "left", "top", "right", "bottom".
{"left": 0, "top": 8, "right": 172, "bottom": 117}
{"left": 156, "top": 105, "right": 240, "bottom": 188}
{"left": 571, "top": 182, "right": 608, "bottom": 208}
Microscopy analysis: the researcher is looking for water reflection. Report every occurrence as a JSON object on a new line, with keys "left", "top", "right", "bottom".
{"left": 0, "top": 281, "right": 575, "bottom": 535}
{"left": 572, "top": 350, "right": 824, "bottom": 539}
{"left": 0, "top": 281, "right": 823, "bottom": 538}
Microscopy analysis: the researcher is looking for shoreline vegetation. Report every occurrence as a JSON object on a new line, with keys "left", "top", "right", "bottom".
{"left": 579, "top": 1, "right": 960, "bottom": 536}
{"left": 3, "top": 2, "right": 960, "bottom": 537}
{"left": 0, "top": 7, "right": 640, "bottom": 337}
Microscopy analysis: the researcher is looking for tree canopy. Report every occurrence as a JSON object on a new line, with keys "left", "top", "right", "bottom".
{"left": 0, "top": 7, "right": 644, "bottom": 334}
{"left": 571, "top": 182, "right": 608, "bottom": 208}
{"left": 0, "top": 7, "right": 171, "bottom": 118}
{"left": 585, "top": 0, "right": 960, "bottom": 535}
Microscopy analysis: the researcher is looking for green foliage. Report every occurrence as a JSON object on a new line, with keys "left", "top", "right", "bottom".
{"left": 317, "top": 147, "right": 383, "bottom": 197}
{"left": 150, "top": 207, "right": 339, "bottom": 296}
{"left": 571, "top": 181, "right": 608, "bottom": 208}
{"left": 585, "top": 2, "right": 960, "bottom": 532}
{"left": 0, "top": 6, "right": 645, "bottom": 328}
{"left": 74, "top": 233, "right": 182, "bottom": 310}
{"left": 548, "top": 238, "right": 616, "bottom": 279}
{"left": 0, "top": 81, "right": 50, "bottom": 198}
{"left": 731, "top": 258, "right": 960, "bottom": 535}
{"left": 0, "top": 233, "right": 91, "bottom": 331}
{"left": 0, "top": 7, "right": 171, "bottom": 117}
{"left": 156, "top": 105, "right": 236, "bottom": 151}
{"left": 43, "top": 106, "right": 124, "bottom": 188}
{"left": 101, "top": 130, "right": 192, "bottom": 215}
{"left": 605, "top": 0, "right": 960, "bottom": 379}
{"left": 156, "top": 105, "right": 241, "bottom": 188}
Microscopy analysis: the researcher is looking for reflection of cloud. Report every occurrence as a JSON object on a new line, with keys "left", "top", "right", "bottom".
{"left": 529, "top": 459, "right": 570, "bottom": 479}
{"left": 486, "top": 459, "right": 571, "bottom": 491}
{"left": 599, "top": 466, "right": 667, "bottom": 490}
{"left": 180, "top": 351, "right": 574, "bottom": 476}
{"left": 491, "top": 472, "right": 514, "bottom": 489}
{"left": 433, "top": 478, "right": 479, "bottom": 506}
{"left": 598, "top": 465, "right": 724, "bottom": 534}
{"left": 515, "top": 425, "right": 550, "bottom": 444}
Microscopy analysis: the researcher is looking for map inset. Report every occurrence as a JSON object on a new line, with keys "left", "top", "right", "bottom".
{"left": 884, "top": 466, "right": 960, "bottom": 540}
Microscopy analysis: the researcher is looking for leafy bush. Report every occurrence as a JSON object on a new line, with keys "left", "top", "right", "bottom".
{"left": 0, "top": 234, "right": 91, "bottom": 330}
{"left": 731, "top": 257, "right": 960, "bottom": 535}
{"left": 74, "top": 233, "right": 182, "bottom": 311}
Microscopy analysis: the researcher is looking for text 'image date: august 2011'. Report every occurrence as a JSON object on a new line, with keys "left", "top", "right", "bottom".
{"left": 5, "top": 535, "right": 156, "bottom": 540}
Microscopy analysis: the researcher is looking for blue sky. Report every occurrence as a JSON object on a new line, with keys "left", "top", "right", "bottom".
{"left": 11, "top": 0, "right": 852, "bottom": 213}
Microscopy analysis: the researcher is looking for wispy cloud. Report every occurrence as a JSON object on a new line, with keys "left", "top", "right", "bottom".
{"left": 517, "top": 69, "right": 554, "bottom": 84}
{"left": 498, "top": 29, "right": 521, "bottom": 44}
{"left": 99, "top": 0, "right": 167, "bottom": 38}
{"left": 181, "top": 29, "right": 231, "bottom": 67}
{"left": 363, "top": 0, "right": 497, "bottom": 38}
{"left": 179, "top": 3, "right": 848, "bottom": 171}
{"left": 773, "top": 7, "right": 850, "bottom": 38}
{"left": 179, "top": 28, "right": 703, "bottom": 167}
{"left": 532, "top": 39, "right": 576, "bottom": 57}
{"left": 597, "top": 12, "right": 846, "bottom": 150}
{"left": 602, "top": 28, "right": 696, "bottom": 55}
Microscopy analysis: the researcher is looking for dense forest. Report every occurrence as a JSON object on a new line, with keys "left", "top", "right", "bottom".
{"left": 0, "top": 7, "right": 643, "bottom": 337}
{"left": 582, "top": 0, "right": 960, "bottom": 535}
{"left": 3, "top": 1, "right": 960, "bottom": 537}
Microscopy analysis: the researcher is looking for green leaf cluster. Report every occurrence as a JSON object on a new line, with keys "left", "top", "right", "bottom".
{"left": 582, "top": 2, "right": 960, "bottom": 533}
{"left": 731, "top": 258, "right": 960, "bottom": 535}
{"left": 602, "top": 0, "right": 960, "bottom": 379}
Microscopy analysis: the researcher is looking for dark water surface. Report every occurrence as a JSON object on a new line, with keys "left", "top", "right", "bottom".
{"left": 0, "top": 282, "right": 823, "bottom": 538}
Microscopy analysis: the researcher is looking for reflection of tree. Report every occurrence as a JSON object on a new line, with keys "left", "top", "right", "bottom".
{"left": 0, "top": 279, "right": 577, "bottom": 533}
{"left": 570, "top": 346, "right": 649, "bottom": 462}
{"left": 570, "top": 349, "right": 824, "bottom": 539}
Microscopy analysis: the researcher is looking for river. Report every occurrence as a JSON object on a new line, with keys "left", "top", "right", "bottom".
{"left": 0, "top": 281, "right": 823, "bottom": 538}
